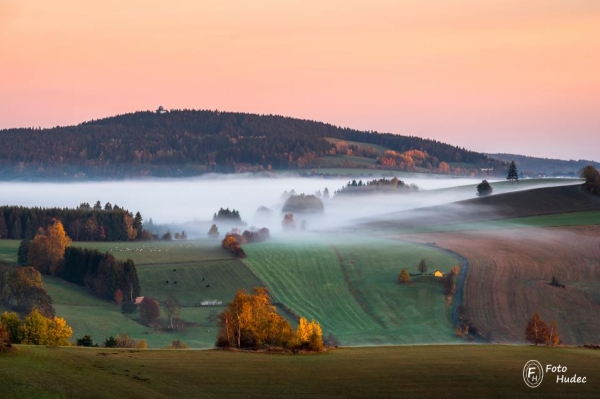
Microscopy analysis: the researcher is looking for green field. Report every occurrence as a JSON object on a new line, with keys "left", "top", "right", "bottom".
{"left": 243, "top": 235, "right": 460, "bottom": 345}
{"left": 1, "top": 345, "right": 599, "bottom": 398}
{"left": 1, "top": 235, "right": 464, "bottom": 347}
{"left": 6, "top": 239, "right": 261, "bottom": 348}
{"left": 72, "top": 240, "right": 233, "bottom": 264}
{"left": 0, "top": 239, "right": 19, "bottom": 263}
{"left": 324, "top": 137, "right": 391, "bottom": 155}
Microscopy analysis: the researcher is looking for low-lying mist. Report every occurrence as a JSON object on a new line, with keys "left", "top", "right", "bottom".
{"left": 0, "top": 175, "right": 579, "bottom": 238}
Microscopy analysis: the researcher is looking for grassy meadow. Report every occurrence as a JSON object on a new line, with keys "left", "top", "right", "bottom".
{"left": 1, "top": 345, "right": 599, "bottom": 398}
{"left": 244, "top": 234, "right": 461, "bottom": 345}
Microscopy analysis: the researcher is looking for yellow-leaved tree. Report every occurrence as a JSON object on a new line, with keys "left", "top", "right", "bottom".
{"left": 28, "top": 219, "right": 72, "bottom": 275}
{"left": 294, "top": 317, "right": 323, "bottom": 351}
{"left": 217, "top": 287, "right": 293, "bottom": 349}
{"left": 216, "top": 287, "right": 324, "bottom": 351}
{"left": 19, "top": 309, "right": 72, "bottom": 346}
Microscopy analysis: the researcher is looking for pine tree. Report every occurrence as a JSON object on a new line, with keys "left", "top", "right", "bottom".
{"left": 0, "top": 213, "right": 8, "bottom": 239}
{"left": 133, "top": 212, "right": 143, "bottom": 236}
{"left": 17, "top": 239, "right": 30, "bottom": 265}
{"left": 507, "top": 161, "right": 519, "bottom": 182}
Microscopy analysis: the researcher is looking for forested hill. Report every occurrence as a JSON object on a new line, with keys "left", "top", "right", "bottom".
{"left": 487, "top": 153, "right": 600, "bottom": 176}
{"left": 0, "top": 109, "right": 504, "bottom": 179}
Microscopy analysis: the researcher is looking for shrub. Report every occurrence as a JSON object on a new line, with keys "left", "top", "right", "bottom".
{"left": 104, "top": 336, "right": 117, "bottom": 348}
{"left": 121, "top": 301, "right": 137, "bottom": 314}
{"left": 168, "top": 339, "right": 188, "bottom": 349}
{"left": 477, "top": 180, "right": 493, "bottom": 196}
{"left": 76, "top": 335, "right": 96, "bottom": 347}
{"left": 398, "top": 269, "right": 411, "bottom": 284}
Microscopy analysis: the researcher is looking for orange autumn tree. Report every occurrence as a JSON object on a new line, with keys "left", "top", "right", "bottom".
{"left": 216, "top": 287, "right": 323, "bottom": 351}
{"left": 28, "top": 219, "right": 72, "bottom": 275}
{"left": 293, "top": 317, "right": 323, "bottom": 351}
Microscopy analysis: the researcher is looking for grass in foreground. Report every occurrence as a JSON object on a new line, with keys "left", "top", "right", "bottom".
{"left": 1, "top": 345, "right": 598, "bottom": 398}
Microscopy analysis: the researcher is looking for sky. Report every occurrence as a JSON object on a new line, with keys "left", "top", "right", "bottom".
{"left": 1, "top": 0, "right": 599, "bottom": 161}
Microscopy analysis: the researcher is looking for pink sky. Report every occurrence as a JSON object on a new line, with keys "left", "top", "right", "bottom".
{"left": 1, "top": 0, "right": 599, "bottom": 161}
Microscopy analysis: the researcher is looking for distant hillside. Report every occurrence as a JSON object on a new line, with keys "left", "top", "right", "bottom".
{"left": 363, "top": 184, "right": 600, "bottom": 230}
{"left": 487, "top": 153, "right": 600, "bottom": 176}
{"left": 0, "top": 109, "right": 504, "bottom": 179}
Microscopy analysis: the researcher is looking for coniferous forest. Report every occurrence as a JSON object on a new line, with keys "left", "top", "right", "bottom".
{"left": 0, "top": 203, "right": 143, "bottom": 241}
{"left": 0, "top": 110, "right": 504, "bottom": 179}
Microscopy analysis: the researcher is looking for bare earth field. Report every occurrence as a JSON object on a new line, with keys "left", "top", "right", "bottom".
{"left": 391, "top": 225, "right": 600, "bottom": 344}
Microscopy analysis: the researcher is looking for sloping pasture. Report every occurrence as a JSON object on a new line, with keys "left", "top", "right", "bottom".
{"left": 243, "top": 234, "right": 461, "bottom": 345}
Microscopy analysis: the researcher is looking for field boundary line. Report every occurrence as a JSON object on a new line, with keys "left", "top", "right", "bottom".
{"left": 330, "top": 243, "right": 386, "bottom": 328}
{"left": 240, "top": 258, "right": 302, "bottom": 321}
{"left": 422, "top": 244, "right": 469, "bottom": 328}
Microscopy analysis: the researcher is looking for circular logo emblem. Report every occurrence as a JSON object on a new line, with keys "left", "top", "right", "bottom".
{"left": 523, "top": 360, "right": 544, "bottom": 388}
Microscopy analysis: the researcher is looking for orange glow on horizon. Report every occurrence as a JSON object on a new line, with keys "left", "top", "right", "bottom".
{"left": 1, "top": 0, "right": 599, "bottom": 161}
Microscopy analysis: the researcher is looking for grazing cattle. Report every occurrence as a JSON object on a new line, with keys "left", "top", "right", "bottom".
{"left": 166, "top": 280, "right": 169, "bottom": 283}
{"left": 173, "top": 269, "right": 176, "bottom": 272}
{"left": 174, "top": 281, "right": 177, "bottom": 284}
{"left": 206, "top": 284, "right": 210, "bottom": 288}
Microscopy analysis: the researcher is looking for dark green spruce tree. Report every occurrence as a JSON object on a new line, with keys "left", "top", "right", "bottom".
{"left": 17, "top": 239, "right": 30, "bottom": 265}
{"left": 507, "top": 160, "right": 519, "bottom": 182}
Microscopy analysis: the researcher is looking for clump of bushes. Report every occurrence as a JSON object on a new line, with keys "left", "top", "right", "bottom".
{"left": 103, "top": 333, "right": 147, "bottom": 348}
{"left": 282, "top": 194, "right": 324, "bottom": 214}
{"left": 222, "top": 227, "right": 270, "bottom": 258}
{"left": 222, "top": 234, "right": 246, "bottom": 258}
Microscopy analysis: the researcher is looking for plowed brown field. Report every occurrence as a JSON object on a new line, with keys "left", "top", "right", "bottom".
{"left": 392, "top": 225, "right": 600, "bottom": 344}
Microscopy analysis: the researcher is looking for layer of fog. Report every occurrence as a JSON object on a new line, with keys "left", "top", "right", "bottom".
{"left": 0, "top": 175, "right": 580, "bottom": 237}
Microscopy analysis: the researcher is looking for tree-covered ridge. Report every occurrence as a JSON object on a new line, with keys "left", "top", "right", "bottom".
{"left": 334, "top": 177, "right": 419, "bottom": 196}
{"left": 487, "top": 153, "right": 600, "bottom": 175}
{"left": 0, "top": 203, "right": 144, "bottom": 242}
{"left": 0, "top": 109, "right": 504, "bottom": 179}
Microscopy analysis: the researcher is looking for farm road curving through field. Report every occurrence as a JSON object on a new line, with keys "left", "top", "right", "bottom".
{"left": 423, "top": 244, "right": 469, "bottom": 327}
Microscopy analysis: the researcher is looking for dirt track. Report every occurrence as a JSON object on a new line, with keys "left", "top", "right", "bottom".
{"left": 391, "top": 225, "right": 600, "bottom": 344}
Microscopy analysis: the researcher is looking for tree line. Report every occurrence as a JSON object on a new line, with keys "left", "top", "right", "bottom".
{"left": 0, "top": 202, "right": 145, "bottom": 241}
{"left": 0, "top": 309, "right": 73, "bottom": 349}
{"left": 61, "top": 247, "right": 141, "bottom": 302}
{"left": 18, "top": 219, "right": 141, "bottom": 304}
{"left": 0, "top": 110, "right": 504, "bottom": 179}
{"left": 334, "top": 177, "right": 419, "bottom": 196}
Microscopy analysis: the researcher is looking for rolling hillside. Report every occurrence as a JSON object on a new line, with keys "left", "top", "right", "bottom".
{"left": 363, "top": 183, "right": 600, "bottom": 231}
{"left": 488, "top": 153, "right": 600, "bottom": 175}
{"left": 0, "top": 110, "right": 504, "bottom": 179}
